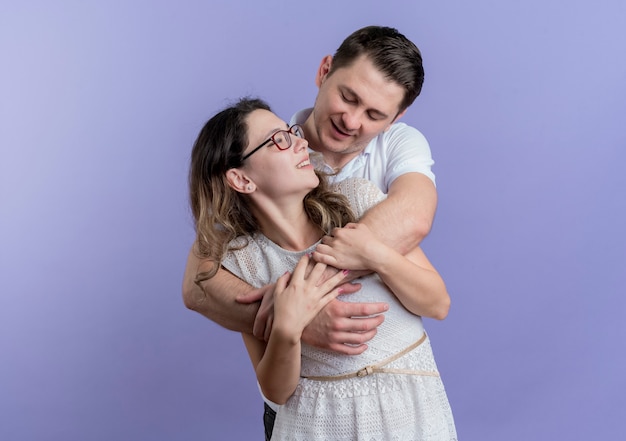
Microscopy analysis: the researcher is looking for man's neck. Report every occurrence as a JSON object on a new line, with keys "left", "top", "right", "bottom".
{"left": 317, "top": 149, "right": 361, "bottom": 172}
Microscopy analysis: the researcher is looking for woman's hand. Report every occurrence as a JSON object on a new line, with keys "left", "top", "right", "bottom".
{"left": 271, "top": 254, "right": 347, "bottom": 342}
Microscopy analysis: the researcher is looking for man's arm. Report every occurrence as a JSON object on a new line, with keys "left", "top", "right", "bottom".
{"left": 182, "top": 245, "right": 260, "bottom": 333}
{"left": 313, "top": 172, "right": 437, "bottom": 270}
{"left": 311, "top": 223, "right": 450, "bottom": 319}
{"left": 361, "top": 172, "right": 437, "bottom": 253}
{"left": 300, "top": 173, "right": 436, "bottom": 352}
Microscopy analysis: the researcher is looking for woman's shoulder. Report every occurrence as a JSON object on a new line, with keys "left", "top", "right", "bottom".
{"left": 331, "top": 177, "right": 387, "bottom": 218}
{"left": 222, "top": 234, "right": 273, "bottom": 287}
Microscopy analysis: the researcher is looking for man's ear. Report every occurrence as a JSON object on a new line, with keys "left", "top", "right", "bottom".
{"left": 225, "top": 169, "right": 255, "bottom": 194}
{"left": 384, "top": 108, "right": 408, "bottom": 132}
{"left": 315, "top": 55, "right": 333, "bottom": 87}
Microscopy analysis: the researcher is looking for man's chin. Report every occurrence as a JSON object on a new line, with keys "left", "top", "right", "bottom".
{"left": 322, "top": 143, "right": 350, "bottom": 155}
{"left": 320, "top": 134, "right": 351, "bottom": 153}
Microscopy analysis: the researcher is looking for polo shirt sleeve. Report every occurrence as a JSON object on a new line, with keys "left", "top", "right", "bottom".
{"left": 381, "top": 123, "right": 435, "bottom": 189}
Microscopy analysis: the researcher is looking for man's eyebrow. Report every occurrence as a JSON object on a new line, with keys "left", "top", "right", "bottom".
{"left": 341, "top": 86, "right": 390, "bottom": 119}
{"left": 341, "top": 86, "right": 358, "bottom": 99}
{"left": 368, "top": 108, "right": 388, "bottom": 119}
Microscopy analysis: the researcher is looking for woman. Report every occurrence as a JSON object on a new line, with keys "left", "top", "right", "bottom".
{"left": 189, "top": 97, "right": 457, "bottom": 440}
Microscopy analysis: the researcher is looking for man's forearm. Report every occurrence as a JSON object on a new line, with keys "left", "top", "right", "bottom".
{"left": 182, "top": 246, "right": 259, "bottom": 333}
{"left": 360, "top": 173, "right": 437, "bottom": 254}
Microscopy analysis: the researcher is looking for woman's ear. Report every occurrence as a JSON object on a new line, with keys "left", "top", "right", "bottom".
{"left": 315, "top": 55, "right": 333, "bottom": 87}
{"left": 226, "top": 169, "right": 255, "bottom": 194}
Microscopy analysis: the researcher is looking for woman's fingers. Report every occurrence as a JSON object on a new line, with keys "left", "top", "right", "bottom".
{"left": 292, "top": 253, "right": 315, "bottom": 280}
{"left": 275, "top": 270, "right": 290, "bottom": 293}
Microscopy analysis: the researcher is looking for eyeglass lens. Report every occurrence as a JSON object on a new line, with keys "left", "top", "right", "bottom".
{"left": 273, "top": 126, "right": 303, "bottom": 150}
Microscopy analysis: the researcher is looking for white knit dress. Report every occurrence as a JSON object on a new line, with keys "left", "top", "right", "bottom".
{"left": 222, "top": 178, "right": 457, "bottom": 441}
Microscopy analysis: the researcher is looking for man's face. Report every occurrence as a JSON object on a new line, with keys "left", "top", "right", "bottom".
{"left": 310, "top": 55, "right": 406, "bottom": 161}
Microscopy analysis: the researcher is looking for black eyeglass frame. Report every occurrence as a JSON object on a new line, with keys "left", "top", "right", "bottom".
{"left": 241, "top": 124, "right": 303, "bottom": 161}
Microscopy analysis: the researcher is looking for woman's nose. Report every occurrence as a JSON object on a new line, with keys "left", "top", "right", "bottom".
{"left": 293, "top": 135, "right": 308, "bottom": 152}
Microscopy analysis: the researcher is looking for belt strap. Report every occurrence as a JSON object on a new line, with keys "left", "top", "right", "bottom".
{"left": 301, "top": 332, "right": 439, "bottom": 382}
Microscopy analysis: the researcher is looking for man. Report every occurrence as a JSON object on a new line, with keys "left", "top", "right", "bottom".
{"left": 182, "top": 25, "right": 438, "bottom": 437}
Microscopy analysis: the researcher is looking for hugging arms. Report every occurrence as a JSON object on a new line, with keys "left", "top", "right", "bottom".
{"left": 182, "top": 170, "right": 437, "bottom": 353}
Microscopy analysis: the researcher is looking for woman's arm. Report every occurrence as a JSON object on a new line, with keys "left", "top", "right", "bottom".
{"left": 244, "top": 256, "right": 346, "bottom": 404}
{"left": 314, "top": 223, "right": 450, "bottom": 320}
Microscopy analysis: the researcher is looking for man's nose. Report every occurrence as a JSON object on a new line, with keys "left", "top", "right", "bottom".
{"left": 341, "top": 111, "right": 361, "bottom": 131}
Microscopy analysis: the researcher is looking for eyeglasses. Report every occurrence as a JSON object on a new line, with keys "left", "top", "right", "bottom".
{"left": 242, "top": 124, "right": 304, "bottom": 161}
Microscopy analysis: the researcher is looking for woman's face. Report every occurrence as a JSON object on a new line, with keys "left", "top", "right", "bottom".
{"left": 241, "top": 109, "right": 318, "bottom": 199}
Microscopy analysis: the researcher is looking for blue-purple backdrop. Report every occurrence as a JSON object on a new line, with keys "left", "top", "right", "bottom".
{"left": 2, "top": 1, "right": 625, "bottom": 440}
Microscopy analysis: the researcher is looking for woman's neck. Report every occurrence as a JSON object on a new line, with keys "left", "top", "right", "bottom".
{"left": 251, "top": 199, "right": 322, "bottom": 251}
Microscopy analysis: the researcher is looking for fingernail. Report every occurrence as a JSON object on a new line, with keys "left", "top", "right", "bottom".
{"left": 342, "top": 269, "right": 350, "bottom": 275}
{"left": 338, "top": 288, "right": 344, "bottom": 294}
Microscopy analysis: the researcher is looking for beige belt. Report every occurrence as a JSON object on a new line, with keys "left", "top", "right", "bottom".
{"left": 301, "top": 332, "right": 439, "bottom": 382}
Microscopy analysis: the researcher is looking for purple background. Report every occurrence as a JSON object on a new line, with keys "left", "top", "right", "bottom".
{"left": 1, "top": 1, "right": 625, "bottom": 440}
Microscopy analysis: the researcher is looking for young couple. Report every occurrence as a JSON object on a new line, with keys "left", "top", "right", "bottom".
{"left": 184, "top": 26, "right": 457, "bottom": 440}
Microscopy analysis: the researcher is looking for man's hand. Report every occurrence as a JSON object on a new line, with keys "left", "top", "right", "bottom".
{"left": 236, "top": 283, "right": 276, "bottom": 342}
{"left": 313, "top": 223, "right": 381, "bottom": 270}
{"left": 300, "top": 253, "right": 387, "bottom": 354}
{"left": 301, "top": 298, "right": 388, "bottom": 355}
